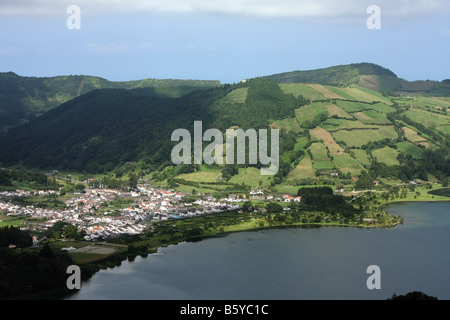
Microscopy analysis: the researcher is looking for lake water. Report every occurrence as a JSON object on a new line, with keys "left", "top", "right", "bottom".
{"left": 65, "top": 201, "right": 450, "bottom": 300}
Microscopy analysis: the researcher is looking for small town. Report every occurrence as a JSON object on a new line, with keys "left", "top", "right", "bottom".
{"left": 0, "top": 184, "right": 302, "bottom": 242}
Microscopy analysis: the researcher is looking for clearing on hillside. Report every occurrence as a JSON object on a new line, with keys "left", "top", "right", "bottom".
{"left": 372, "top": 146, "right": 401, "bottom": 166}
{"left": 332, "top": 153, "right": 364, "bottom": 175}
{"left": 287, "top": 154, "right": 315, "bottom": 179}
{"left": 221, "top": 87, "right": 248, "bottom": 103}
{"left": 327, "top": 104, "right": 354, "bottom": 119}
{"left": 350, "top": 149, "right": 371, "bottom": 166}
{"left": 331, "top": 126, "right": 398, "bottom": 148}
{"left": 310, "top": 127, "right": 344, "bottom": 154}
{"left": 271, "top": 117, "right": 301, "bottom": 132}
{"left": 309, "top": 142, "right": 334, "bottom": 169}
{"left": 279, "top": 83, "right": 326, "bottom": 101}
{"left": 306, "top": 84, "right": 345, "bottom": 100}
{"left": 177, "top": 166, "right": 222, "bottom": 183}
{"left": 228, "top": 167, "right": 272, "bottom": 187}
{"left": 396, "top": 141, "right": 424, "bottom": 159}
{"left": 402, "top": 126, "right": 427, "bottom": 143}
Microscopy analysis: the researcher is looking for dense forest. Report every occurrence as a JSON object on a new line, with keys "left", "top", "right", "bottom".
{"left": 0, "top": 78, "right": 306, "bottom": 174}
{"left": 0, "top": 227, "right": 74, "bottom": 297}
{"left": 0, "top": 71, "right": 220, "bottom": 132}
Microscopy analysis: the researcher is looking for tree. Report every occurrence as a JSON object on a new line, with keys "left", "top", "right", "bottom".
{"left": 39, "top": 243, "right": 53, "bottom": 258}
{"left": 74, "top": 183, "right": 86, "bottom": 192}
{"left": 0, "top": 226, "right": 32, "bottom": 248}
{"left": 242, "top": 201, "right": 253, "bottom": 212}
{"left": 355, "top": 172, "right": 375, "bottom": 190}
{"left": 221, "top": 164, "right": 239, "bottom": 181}
{"left": 266, "top": 202, "right": 283, "bottom": 213}
{"left": 388, "top": 291, "right": 437, "bottom": 300}
{"left": 127, "top": 172, "right": 138, "bottom": 190}
{"left": 63, "top": 224, "right": 79, "bottom": 239}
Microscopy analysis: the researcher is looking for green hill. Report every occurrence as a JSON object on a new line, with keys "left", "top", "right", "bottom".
{"left": 267, "top": 62, "right": 450, "bottom": 96}
{"left": 0, "top": 72, "right": 220, "bottom": 132}
{"left": 0, "top": 64, "right": 449, "bottom": 190}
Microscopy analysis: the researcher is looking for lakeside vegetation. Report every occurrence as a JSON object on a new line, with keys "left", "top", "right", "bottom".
{"left": 1, "top": 173, "right": 449, "bottom": 298}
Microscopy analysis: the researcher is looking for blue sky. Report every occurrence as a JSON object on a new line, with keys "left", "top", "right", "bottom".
{"left": 0, "top": 0, "right": 449, "bottom": 84}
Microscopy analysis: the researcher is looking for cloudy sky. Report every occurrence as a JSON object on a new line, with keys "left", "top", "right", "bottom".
{"left": 0, "top": 0, "right": 449, "bottom": 83}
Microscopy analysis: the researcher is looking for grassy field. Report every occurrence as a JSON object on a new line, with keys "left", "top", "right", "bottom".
{"left": 396, "top": 141, "right": 424, "bottom": 158}
{"left": 331, "top": 126, "right": 398, "bottom": 148}
{"left": 310, "top": 126, "right": 344, "bottom": 154}
{"left": 279, "top": 83, "right": 325, "bottom": 101}
{"left": 295, "top": 103, "right": 329, "bottom": 126}
{"left": 351, "top": 85, "right": 393, "bottom": 105}
{"left": 350, "top": 149, "right": 371, "bottom": 166}
{"left": 228, "top": 167, "right": 273, "bottom": 187}
{"left": 402, "top": 126, "right": 428, "bottom": 144}
{"left": 272, "top": 117, "right": 301, "bottom": 132}
{"left": 306, "top": 84, "right": 345, "bottom": 99}
{"left": 309, "top": 142, "right": 334, "bottom": 169}
{"left": 220, "top": 87, "right": 248, "bottom": 103}
{"left": 331, "top": 153, "right": 364, "bottom": 175}
{"left": 177, "top": 165, "right": 222, "bottom": 183}
{"left": 335, "top": 100, "right": 374, "bottom": 113}
{"left": 0, "top": 215, "right": 27, "bottom": 227}
{"left": 295, "top": 136, "right": 309, "bottom": 150}
{"left": 372, "top": 146, "right": 401, "bottom": 166}
{"left": 404, "top": 109, "right": 450, "bottom": 130}
{"left": 48, "top": 241, "right": 128, "bottom": 265}
{"left": 321, "top": 118, "right": 380, "bottom": 131}
{"left": 353, "top": 110, "right": 392, "bottom": 124}
{"left": 326, "top": 104, "right": 354, "bottom": 119}
{"left": 339, "top": 86, "right": 391, "bottom": 104}
{"left": 287, "top": 154, "right": 315, "bottom": 180}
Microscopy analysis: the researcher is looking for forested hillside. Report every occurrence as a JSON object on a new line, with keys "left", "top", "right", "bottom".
{"left": 0, "top": 71, "right": 220, "bottom": 132}
{"left": 0, "top": 63, "right": 449, "bottom": 190}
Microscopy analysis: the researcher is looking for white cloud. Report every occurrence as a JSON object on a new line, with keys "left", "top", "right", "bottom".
{"left": 1, "top": 0, "right": 449, "bottom": 21}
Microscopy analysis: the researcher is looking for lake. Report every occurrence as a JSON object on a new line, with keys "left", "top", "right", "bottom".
{"left": 65, "top": 201, "right": 450, "bottom": 300}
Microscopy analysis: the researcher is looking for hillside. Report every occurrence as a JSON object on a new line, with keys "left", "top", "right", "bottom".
{"left": 267, "top": 63, "right": 450, "bottom": 96}
{"left": 0, "top": 72, "right": 220, "bottom": 132}
{"left": 170, "top": 81, "right": 449, "bottom": 192}
{"left": 0, "top": 64, "right": 449, "bottom": 193}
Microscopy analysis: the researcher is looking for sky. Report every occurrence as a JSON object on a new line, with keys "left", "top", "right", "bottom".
{"left": 0, "top": 0, "right": 449, "bottom": 84}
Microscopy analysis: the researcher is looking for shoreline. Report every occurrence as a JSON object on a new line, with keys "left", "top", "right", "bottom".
{"left": 5, "top": 196, "right": 448, "bottom": 300}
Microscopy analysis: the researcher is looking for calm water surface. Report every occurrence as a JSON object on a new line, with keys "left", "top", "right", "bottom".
{"left": 66, "top": 201, "right": 450, "bottom": 300}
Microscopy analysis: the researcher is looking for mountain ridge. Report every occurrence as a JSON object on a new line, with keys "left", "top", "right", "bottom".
{"left": 0, "top": 63, "right": 449, "bottom": 187}
{"left": 266, "top": 62, "right": 450, "bottom": 95}
{"left": 0, "top": 71, "right": 220, "bottom": 132}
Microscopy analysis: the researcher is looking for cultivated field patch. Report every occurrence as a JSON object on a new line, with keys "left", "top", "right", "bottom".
{"left": 327, "top": 104, "right": 353, "bottom": 119}
{"left": 309, "top": 142, "right": 334, "bottom": 169}
{"left": 332, "top": 153, "right": 364, "bottom": 175}
{"left": 310, "top": 127, "right": 344, "bottom": 154}
{"left": 221, "top": 87, "right": 248, "bottom": 103}
{"left": 279, "top": 83, "right": 326, "bottom": 101}
{"left": 306, "top": 84, "right": 345, "bottom": 100}
{"left": 287, "top": 154, "right": 315, "bottom": 179}
{"left": 402, "top": 126, "right": 427, "bottom": 143}
{"left": 372, "top": 146, "right": 401, "bottom": 166}
{"left": 331, "top": 126, "right": 398, "bottom": 148}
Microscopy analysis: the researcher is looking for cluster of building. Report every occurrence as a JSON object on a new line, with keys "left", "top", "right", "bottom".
{"left": 0, "top": 184, "right": 251, "bottom": 241}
